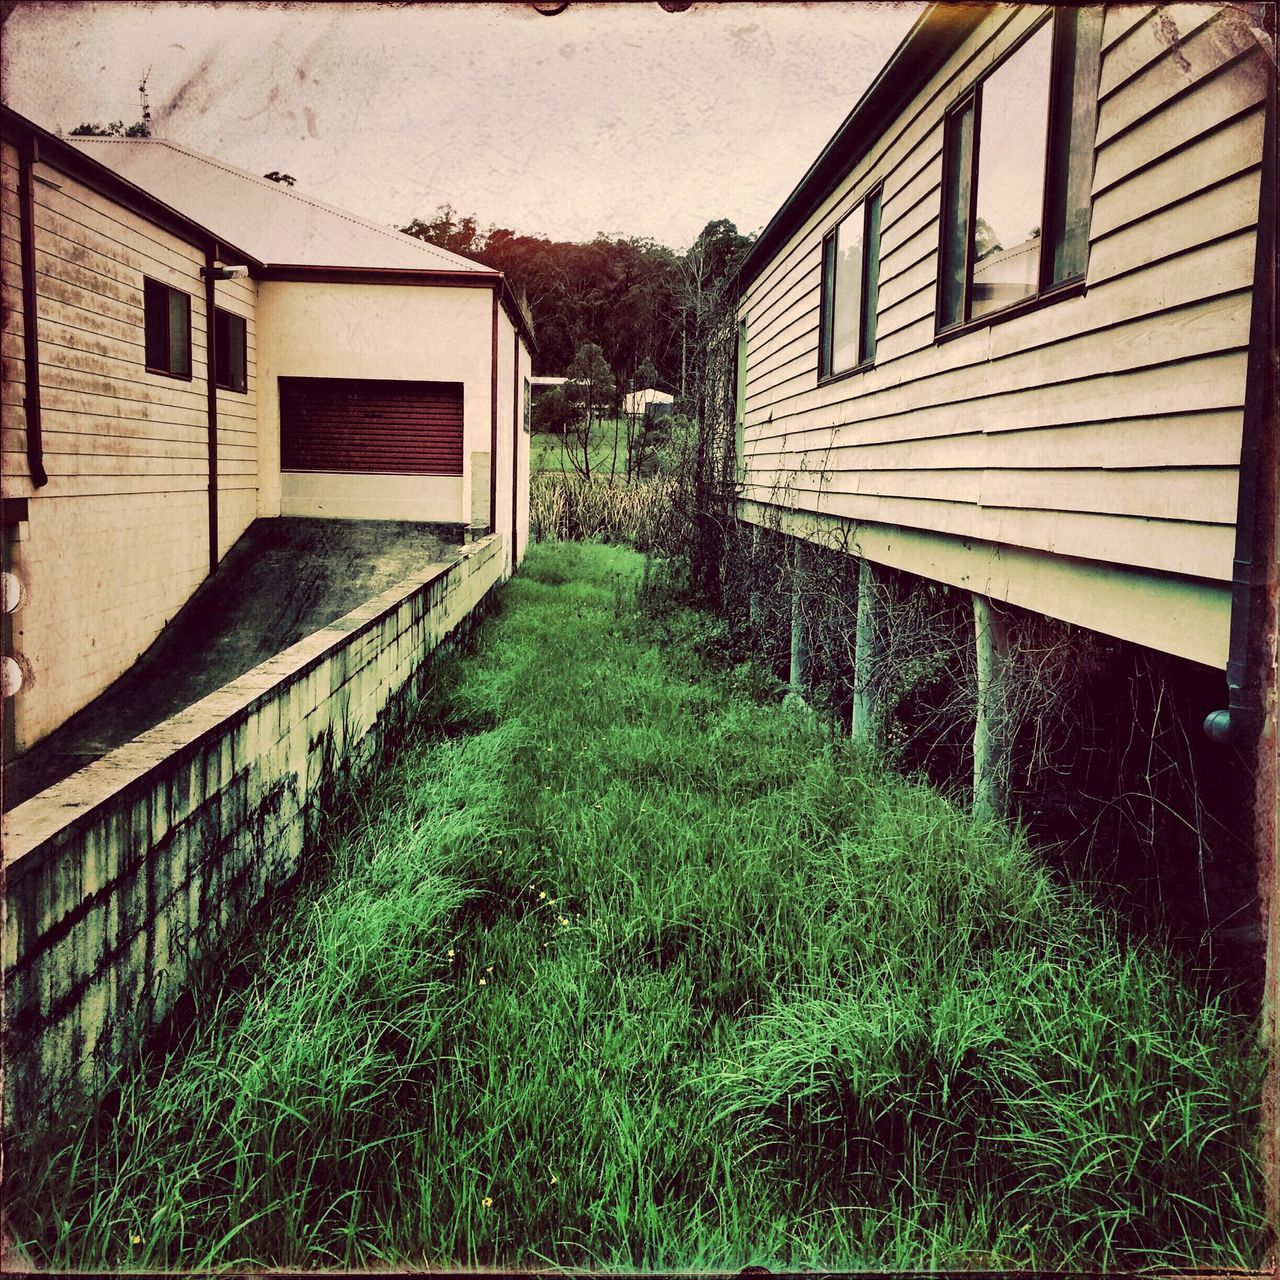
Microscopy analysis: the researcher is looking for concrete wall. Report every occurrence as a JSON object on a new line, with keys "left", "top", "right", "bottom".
{"left": 256, "top": 281, "right": 492, "bottom": 525}
{"left": 2, "top": 533, "right": 504, "bottom": 1144}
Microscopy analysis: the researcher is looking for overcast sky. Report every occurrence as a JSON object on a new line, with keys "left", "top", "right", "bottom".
{"left": 2, "top": 1, "right": 924, "bottom": 250}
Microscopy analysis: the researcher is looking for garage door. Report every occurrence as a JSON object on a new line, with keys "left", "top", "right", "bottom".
{"left": 279, "top": 377, "right": 464, "bottom": 475}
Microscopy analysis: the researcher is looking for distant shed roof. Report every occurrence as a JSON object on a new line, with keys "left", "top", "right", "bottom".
{"left": 66, "top": 135, "right": 491, "bottom": 274}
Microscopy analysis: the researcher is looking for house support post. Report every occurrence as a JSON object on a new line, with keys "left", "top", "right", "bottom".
{"left": 748, "top": 524, "right": 762, "bottom": 634}
{"left": 852, "top": 557, "right": 881, "bottom": 741}
{"left": 789, "top": 539, "right": 808, "bottom": 695}
{"left": 972, "top": 594, "right": 1011, "bottom": 821}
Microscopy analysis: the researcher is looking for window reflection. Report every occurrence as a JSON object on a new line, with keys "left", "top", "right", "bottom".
{"left": 831, "top": 213, "right": 864, "bottom": 373}
{"left": 971, "top": 23, "right": 1053, "bottom": 319}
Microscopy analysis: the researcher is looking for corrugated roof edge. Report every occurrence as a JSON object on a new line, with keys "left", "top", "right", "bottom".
{"left": 67, "top": 133, "right": 488, "bottom": 274}
{"left": 1, "top": 107, "right": 535, "bottom": 351}
{"left": 0, "top": 105, "right": 263, "bottom": 268}
{"left": 736, "top": 2, "right": 993, "bottom": 295}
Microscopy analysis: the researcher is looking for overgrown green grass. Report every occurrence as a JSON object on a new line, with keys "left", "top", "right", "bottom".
{"left": 8, "top": 542, "right": 1267, "bottom": 1271}
{"left": 531, "top": 419, "right": 630, "bottom": 476}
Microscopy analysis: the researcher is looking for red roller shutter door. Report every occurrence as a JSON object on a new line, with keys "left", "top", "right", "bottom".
{"left": 280, "top": 377, "right": 464, "bottom": 475}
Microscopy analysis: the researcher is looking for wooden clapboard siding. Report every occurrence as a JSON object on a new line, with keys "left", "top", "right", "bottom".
{"left": 1, "top": 139, "right": 30, "bottom": 501}
{"left": 738, "top": 4, "right": 1266, "bottom": 666}
{"left": 0, "top": 131, "right": 264, "bottom": 748}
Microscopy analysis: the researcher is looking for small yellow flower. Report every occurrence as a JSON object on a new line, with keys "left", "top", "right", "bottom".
{"left": 479, "top": 977, "right": 487, "bottom": 986}
{"left": 447, "top": 948, "right": 455, "bottom": 959}
{"left": 130, "top": 1235, "right": 142, "bottom": 1245}
{"left": 486, "top": 965, "right": 494, "bottom": 973}
{"left": 558, "top": 916, "right": 569, "bottom": 927}
{"left": 548, "top": 898, "right": 557, "bottom": 905}
{"left": 481, "top": 1196, "right": 493, "bottom": 1208}
{"left": 539, "top": 891, "right": 547, "bottom": 900}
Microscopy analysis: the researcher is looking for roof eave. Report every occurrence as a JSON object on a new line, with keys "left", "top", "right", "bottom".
{"left": 1, "top": 106, "right": 264, "bottom": 269}
{"left": 737, "top": 2, "right": 994, "bottom": 294}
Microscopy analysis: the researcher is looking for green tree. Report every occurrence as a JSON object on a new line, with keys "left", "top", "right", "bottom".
{"left": 401, "top": 204, "right": 485, "bottom": 259}
{"left": 70, "top": 119, "right": 150, "bottom": 138}
{"left": 563, "top": 342, "right": 615, "bottom": 481}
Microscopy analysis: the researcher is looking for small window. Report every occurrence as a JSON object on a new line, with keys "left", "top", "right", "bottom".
{"left": 214, "top": 307, "right": 248, "bottom": 393}
{"left": 819, "top": 186, "right": 882, "bottom": 380}
{"left": 522, "top": 376, "right": 531, "bottom": 433}
{"left": 143, "top": 277, "right": 192, "bottom": 378}
{"left": 937, "top": 7, "right": 1104, "bottom": 333}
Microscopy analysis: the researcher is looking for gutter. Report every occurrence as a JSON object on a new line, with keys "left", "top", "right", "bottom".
{"left": 3, "top": 107, "right": 261, "bottom": 272}
{"left": 16, "top": 133, "right": 47, "bottom": 488}
{"left": 511, "top": 328, "right": 521, "bottom": 565}
{"left": 489, "top": 290, "right": 500, "bottom": 536}
{"left": 1204, "top": 56, "right": 1276, "bottom": 745}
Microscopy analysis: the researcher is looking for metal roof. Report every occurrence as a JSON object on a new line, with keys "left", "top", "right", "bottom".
{"left": 66, "top": 135, "right": 491, "bottom": 274}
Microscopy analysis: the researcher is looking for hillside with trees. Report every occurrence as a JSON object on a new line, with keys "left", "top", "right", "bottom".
{"left": 400, "top": 205, "right": 751, "bottom": 405}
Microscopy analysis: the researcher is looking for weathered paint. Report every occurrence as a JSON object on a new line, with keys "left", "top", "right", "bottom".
{"left": 2, "top": 534, "right": 504, "bottom": 1148}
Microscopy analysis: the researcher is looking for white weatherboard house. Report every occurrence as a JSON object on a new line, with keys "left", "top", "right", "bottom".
{"left": 734, "top": 2, "right": 1274, "bottom": 724}
{"left": 1, "top": 108, "right": 534, "bottom": 756}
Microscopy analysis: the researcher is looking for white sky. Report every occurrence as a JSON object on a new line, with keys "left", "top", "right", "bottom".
{"left": 1, "top": 0, "right": 925, "bottom": 250}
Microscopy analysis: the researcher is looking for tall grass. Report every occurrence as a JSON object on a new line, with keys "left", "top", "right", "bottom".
{"left": 530, "top": 471, "right": 678, "bottom": 551}
{"left": 6, "top": 542, "right": 1267, "bottom": 1271}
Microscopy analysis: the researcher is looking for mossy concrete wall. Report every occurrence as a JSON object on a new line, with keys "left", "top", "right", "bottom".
{"left": 2, "top": 534, "right": 504, "bottom": 1145}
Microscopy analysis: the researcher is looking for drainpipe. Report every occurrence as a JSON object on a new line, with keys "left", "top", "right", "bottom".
{"left": 489, "top": 287, "right": 500, "bottom": 537}
{"left": 203, "top": 245, "right": 220, "bottom": 576}
{"left": 511, "top": 328, "right": 520, "bottom": 566}
{"left": 1203, "top": 65, "right": 1276, "bottom": 746}
{"left": 17, "top": 132, "right": 48, "bottom": 488}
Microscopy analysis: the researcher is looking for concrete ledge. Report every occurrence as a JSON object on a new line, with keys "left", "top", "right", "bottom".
{"left": 2, "top": 533, "right": 504, "bottom": 1143}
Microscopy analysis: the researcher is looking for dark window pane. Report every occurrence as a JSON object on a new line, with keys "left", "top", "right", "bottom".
{"left": 1047, "top": 5, "right": 1103, "bottom": 282}
{"left": 939, "top": 101, "right": 974, "bottom": 328}
{"left": 860, "top": 188, "right": 882, "bottom": 364}
{"left": 214, "top": 308, "right": 229, "bottom": 386}
{"left": 971, "top": 22, "right": 1054, "bottom": 320}
{"left": 230, "top": 314, "right": 247, "bottom": 391}
{"left": 830, "top": 202, "right": 864, "bottom": 373}
{"left": 168, "top": 288, "right": 191, "bottom": 377}
{"left": 820, "top": 233, "right": 837, "bottom": 376}
{"left": 214, "top": 308, "right": 246, "bottom": 391}
{"left": 144, "top": 277, "right": 168, "bottom": 369}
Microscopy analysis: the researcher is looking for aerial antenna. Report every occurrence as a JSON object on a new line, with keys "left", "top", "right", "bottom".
{"left": 138, "top": 66, "right": 152, "bottom": 133}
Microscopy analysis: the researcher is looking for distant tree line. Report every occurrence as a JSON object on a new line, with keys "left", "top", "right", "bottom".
{"left": 400, "top": 205, "right": 752, "bottom": 406}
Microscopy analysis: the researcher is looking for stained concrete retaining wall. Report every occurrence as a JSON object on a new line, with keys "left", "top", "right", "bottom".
{"left": 2, "top": 534, "right": 504, "bottom": 1143}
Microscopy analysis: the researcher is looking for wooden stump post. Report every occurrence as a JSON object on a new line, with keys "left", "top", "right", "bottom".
{"left": 973, "top": 593, "right": 1012, "bottom": 821}
{"left": 852, "top": 557, "right": 880, "bottom": 741}
{"left": 789, "top": 539, "right": 809, "bottom": 695}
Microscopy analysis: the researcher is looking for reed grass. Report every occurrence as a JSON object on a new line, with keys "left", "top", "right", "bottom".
{"left": 529, "top": 472, "right": 678, "bottom": 552}
{"left": 6, "top": 541, "right": 1267, "bottom": 1272}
